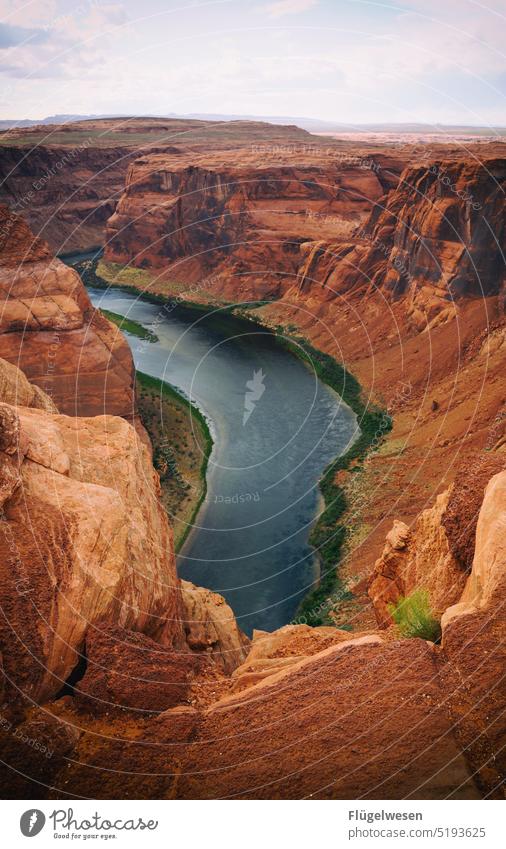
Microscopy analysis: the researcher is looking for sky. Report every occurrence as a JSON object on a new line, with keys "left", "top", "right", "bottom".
{"left": 0, "top": 0, "right": 505, "bottom": 125}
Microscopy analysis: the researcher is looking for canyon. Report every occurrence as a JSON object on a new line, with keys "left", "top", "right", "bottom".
{"left": 0, "top": 118, "right": 504, "bottom": 799}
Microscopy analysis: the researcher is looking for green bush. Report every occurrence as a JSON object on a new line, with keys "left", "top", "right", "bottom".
{"left": 388, "top": 589, "right": 441, "bottom": 642}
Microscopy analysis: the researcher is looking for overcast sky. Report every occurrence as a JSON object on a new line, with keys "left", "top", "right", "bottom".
{"left": 0, "top": 0, "right": 504, "bottom": 124}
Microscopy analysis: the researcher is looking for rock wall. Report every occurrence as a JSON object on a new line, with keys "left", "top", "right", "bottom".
{"left": 0, "top": 361, "right": 504, "bottom": 799}
{"left": 0, "top": 205, "right": 135, "bottom": 416}
{"left": 0, "top": 123, "right": 504, "bottom": 799}
{"left": 0, "top": 392, "right": 184, "bottom": 705}
{"left": 292, "top": 157, "right": 506, "bottom": 330}
{"left": 104, "top": 149, "right": 388, "bottom": 300}
{"left": 0, "top": 143, "right": 135, "bottom": 253}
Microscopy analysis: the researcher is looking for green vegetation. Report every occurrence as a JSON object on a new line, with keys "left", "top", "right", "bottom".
{"left": 388, "top": 590, "right": 442, "bottom": 642}
{"left": 97, "top": 260, "right": 159, "bottom": 292}
{"left": 90, "top": 259, "right": 232, "bottom": 313}
{"left": 69, "top": 256, "right": 166, "bottom": 301}
{"left": 280, "top": 335, "right": 392, "bottom": 626}
{"left": 100, "top": 308, "right": 158, "bottom": 342}
{"left": 136, "top": 371, "right": 213, "bottom": 551}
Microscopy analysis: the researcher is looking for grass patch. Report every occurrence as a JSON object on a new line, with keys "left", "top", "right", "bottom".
{"left": 388, "top": 590, "right": 441, "bottom": 642}
{"left": 76, "top": 257, "right": 233, "bottom": 313}
{"left": 97, "top": 260, "right": 158, "bottom": 292}
{"left": 136, "top": 371, "right": 213, "bottom": 551}
{"left": 100, "top": 308, "right": 158, "bottom": 342}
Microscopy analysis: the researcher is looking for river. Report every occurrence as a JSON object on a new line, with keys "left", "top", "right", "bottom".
{"left": 86, "top": 285, "right": 358, "bottom": 634}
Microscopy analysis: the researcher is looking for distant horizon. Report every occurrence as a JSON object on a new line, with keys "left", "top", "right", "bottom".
{"left": 1, "top": 112, "right": 506, "bottom": 134}
{"left": 0, "top": 1, "right": 505, "bottom": 125}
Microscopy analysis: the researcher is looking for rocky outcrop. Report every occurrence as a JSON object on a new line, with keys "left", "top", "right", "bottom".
{"left": 0, "top": 354, "right": 57, "bottom": 412}
{"left": 368, "top": 489, "right": 467, "bottom": 626}
{"left": 0, "top": 401, "right": 183, "bottom": 705}
{"left": 101, "top": 142, "right": 506, "bottom": 323}
{"left": 181, "top": 580, "right": 249, "bottom": 674}
{"left": 52, "top": 635, "right": 481, "bottom": 799}
{"left": 0, "top": 140, "right": 134, "bottom": 254}
{"left": 229, "top": 623, "right": 382, "bottom": 693}
{"left": 367, "top": 160, "right": 506, "bottom": 302}
{"left": 77, "top": 624, "right": 202, "bottom": 715}
{"left": 0, "top": 205, "right": 135, "bottom": 416}
{"left": 442, "top": 455, "right": 506, "bottom": 570}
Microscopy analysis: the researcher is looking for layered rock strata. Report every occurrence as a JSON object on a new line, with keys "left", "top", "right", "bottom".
{"left": 0, "top": 205, "right": 135, "bottom": 416}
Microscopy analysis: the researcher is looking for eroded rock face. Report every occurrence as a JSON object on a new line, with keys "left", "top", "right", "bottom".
{"left": 104, "top": 149, "right": 386, "bottom": 300}
{"left": 369, "top": 490, "right": 467, "bottom": 626}
{"left": 0, "top": 205, "right": 135, "bottom": 417}
{"left": 0, "top": 354, "right": 57, "bottom": 412}
{"left": 102, "top": 147, "right": 505, "bottom": 327}
{"left": 0, "top": 143, "right": 134, "bottom": 254}
{"left": 0, "top": 402, "right": 183, "bottom": 704}
{"left": 442, "top": 471, "right": 506, "bottom": 626}
{"left": 179, "top": 637, "right": 479, "bottom": 799}
{"left": 229, "top": 623, "right": 383, "bottom": 693}
{"left": 181, "top": 580, "right": 249, "bottom": 674}
{"left": 77, "top": 624, "right": 203, "bottom": 715}
{"left": 291, "top": 157, "right": 506, "bottom": 330}
{"left": 0, "top": 706, "right": 81, "bottom": 798}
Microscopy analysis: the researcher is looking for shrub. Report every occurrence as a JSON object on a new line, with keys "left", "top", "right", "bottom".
{"left": 388, "top": 589, "right": 441, "bottom": 642}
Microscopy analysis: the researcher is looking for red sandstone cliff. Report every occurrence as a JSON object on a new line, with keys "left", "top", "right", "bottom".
{"left": 292, "top": 156, "right": 506, "bottom": 330}
{"left": 104, "top": 147, "right": 390, "bottom": 300}
{"left": 0, "top": 205, "right": 135, "bottom": 416}
{"left": 0, "top": 117, "right": 335, "bottom": 253}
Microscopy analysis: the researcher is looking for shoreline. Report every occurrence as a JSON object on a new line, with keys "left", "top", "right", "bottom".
{"left": 280, "top": 335, "right": 391, "bottom": 625}
{"left": 238, "top": 318, "right": 391, "bottom": 625}
{"left": 72, "top": 255, "right": 391, "bottom": 626}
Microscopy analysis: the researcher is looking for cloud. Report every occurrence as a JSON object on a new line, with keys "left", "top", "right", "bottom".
{"left": 0, "top": 22, "right": 48, "bottom": 48}
{"left": 0, "top": 1, "right": 127, "bottom": 79}
{"left": 0, "top": 0, "right": 504, "bottom": 124}
{"left": 263, "top": 0, "right": 317, "bottom": 18}
{"left": 0, "top": 0, "right": 58, "bottom": 28}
